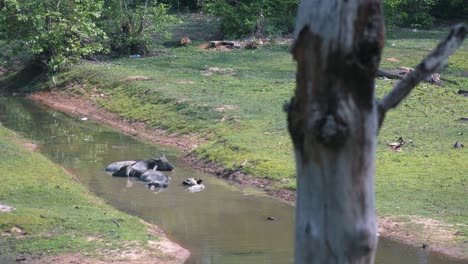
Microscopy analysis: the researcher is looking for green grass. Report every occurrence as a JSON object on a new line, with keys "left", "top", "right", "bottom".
{"left": 35, "top": 23, "right": 468, "bottom": 244}
{"left": 0, "top": 126, "right": 160, "bottom": 259}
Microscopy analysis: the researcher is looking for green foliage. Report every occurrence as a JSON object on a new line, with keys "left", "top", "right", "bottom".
{"left": 100, "top": 0, "right": 180, "bottom": 55}
{"left": 204, "top": 0, "right": 297, "bottom": 38}
{"left": 383, "top": 0, "right": 436, "bottom": 28}
{"left": 0, "top": 0, "right": 106, "bottom": 72}
{"left": 431, "top": 0, "right": 468, "bottom": 20}
{"left": 160, "top": 0, "right": 201, "bottom": 12}
{"left": 382, "top": 0, "right": 467, "bottom": 28}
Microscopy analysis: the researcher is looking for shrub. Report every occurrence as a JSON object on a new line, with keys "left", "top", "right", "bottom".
{"left": 100, "top": 0, "right": 180, "bottom": 55}
{"left": 383, "top": 0, "right": 436, "bottom": 29}
{"left": 204, "top": 0, "right": 298, "bottom": 38}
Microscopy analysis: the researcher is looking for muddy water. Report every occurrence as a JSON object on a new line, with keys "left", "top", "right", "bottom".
{"left": 0, "top": 96, "right": 464, "bottom": 264}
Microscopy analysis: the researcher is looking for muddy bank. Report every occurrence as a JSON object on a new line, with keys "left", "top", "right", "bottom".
{"left": 25, "top": 220, "right": 189, "bottom": 264}
{"left": 27, "top": 90, "right": 467, "bottom": 261}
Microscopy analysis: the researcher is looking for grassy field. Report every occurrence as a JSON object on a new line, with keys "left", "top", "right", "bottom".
{"left": 0, "top": 125, "right": 177, "bottom": 261}
{"left": 3, "top": 15, "right": 467, "bottom": 256}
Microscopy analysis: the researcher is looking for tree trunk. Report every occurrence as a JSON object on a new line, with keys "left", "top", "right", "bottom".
{"left": 286, "top": 0, "right": 384, "bottom": 263}
{"left": 287, "top": 0, "right": 466, "bottom": 262}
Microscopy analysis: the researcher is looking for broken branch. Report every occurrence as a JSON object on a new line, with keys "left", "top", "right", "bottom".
{"left": 378, "top": 24, "right": 466, "bottom": 126}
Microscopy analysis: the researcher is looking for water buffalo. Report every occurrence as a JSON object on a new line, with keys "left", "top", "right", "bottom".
{"left": 112, "top": 165, "right": 171, "bottom": 188}
{"left": 139, "top": 169, "right": 171, "bottom": 188}
{"left": 106, "top": 155, "right": 175, "bottom": 177}
{"left": 105, "top": 160, "right": 137, "bottom": 172}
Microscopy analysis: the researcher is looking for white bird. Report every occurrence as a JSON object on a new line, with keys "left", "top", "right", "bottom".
{"left": 186, "top": 183, "right": 205, "bottom": 193}
{"left": 183, "top": 178, "right": 205, "bottom": 192}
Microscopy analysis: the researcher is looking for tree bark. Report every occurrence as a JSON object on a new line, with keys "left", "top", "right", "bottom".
{"left": 287, "top": 0, "right": 466, "bottom": 263}
{"left": 287, "top": 0, "right": 384, "bottom": 263}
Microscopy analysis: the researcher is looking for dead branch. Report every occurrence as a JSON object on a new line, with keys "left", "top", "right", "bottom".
{"left": 378, "top": 24, "right": 466, "bottom": 127}
{"left": 376, "top": 68, "right": 405, "bottom": 79}
{"left": 377, "top": 68, "right": 442, "bottom": 86}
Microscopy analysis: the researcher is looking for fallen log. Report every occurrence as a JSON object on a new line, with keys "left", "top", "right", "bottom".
{"left": 208, "top": 41, "right": 241, "bottom": 49}
{"left": 377, "top": 67, "right": 443, "bottom": 86}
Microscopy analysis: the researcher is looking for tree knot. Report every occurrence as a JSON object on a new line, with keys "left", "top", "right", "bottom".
{"left": 315, "top": 114, "right": 349, "bottom": 148}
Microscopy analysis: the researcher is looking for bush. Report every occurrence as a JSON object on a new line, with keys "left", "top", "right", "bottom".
{"left": 204, "top": 0, "right": 298, "bottom": 38}
{"left": 383, "top": 0, "right": 436, "bottom": 28}
{"left": 0, "top": 0, "right": 106, "bottom": 72}
{"left": 430, "top": 0, "right": 468, "bottom": 21}
{"left": 100, "top": 0, "right": 180, "bottom": 55}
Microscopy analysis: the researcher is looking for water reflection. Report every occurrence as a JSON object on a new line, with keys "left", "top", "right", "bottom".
{"left": 0, "top": 97, "right": 464, "bottom": 264}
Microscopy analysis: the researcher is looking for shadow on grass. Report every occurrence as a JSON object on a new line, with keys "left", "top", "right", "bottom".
{"left": 0, "top": 62, "right": 46, "bottom": 95}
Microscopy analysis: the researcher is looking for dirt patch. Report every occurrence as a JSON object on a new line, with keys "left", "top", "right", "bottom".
{"left": 215, "top": 105, "right": 239, "bottom": 112}
{"left": 21, "top": 142, "right": 38, "bottom": 151}
{"left": 1, "top": 226, "right": 28, "bottom": 239}
{"left": 201, "top": 67, "right": 235, "bottom": 77}
{"left": 379, "top": 216, "right": 468, "bottom": 260}
{"left": 175, "top": 80, "right": 195, "bottom": 84}
{"left": 386, "top": 57, "right": 400, "bottom": 62}
{"left": 0, "top": 203, "right": 15, "bottom": 213}
{"left": 122, "top": 76, "right": 151, "bottom": 82}
{"left": 22, "top": 221, "right": 189, "bottom": 264}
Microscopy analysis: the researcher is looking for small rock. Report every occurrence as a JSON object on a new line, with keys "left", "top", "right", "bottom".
{"left": 16, "top": 256, "right": 26, "bottom": 262}
{"left": 454, "top": 141, "right": 464, "bottom": 149}
{"left": 180, "top": 37, "right": 191, "bottom": 46}
{"left": 11, "top": 227, "right": 23, "bottom": 234}
{"left": 240, "top": 160, "right": 248, "bottom": 167}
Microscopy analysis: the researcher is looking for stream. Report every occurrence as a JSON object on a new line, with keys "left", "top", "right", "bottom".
{"left": 0, "top": 96, "right": 464, "bottom": 264}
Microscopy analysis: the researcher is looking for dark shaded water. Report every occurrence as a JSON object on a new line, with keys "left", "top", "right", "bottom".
{"left": 0, "top": 96, "right": 464, "bottom": 264}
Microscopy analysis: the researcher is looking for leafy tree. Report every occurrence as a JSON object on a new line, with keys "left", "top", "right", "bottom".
{"left": 0, "top": 0, "right": 106, "bottom": 72}
{"left": 100, "top": 0, "right": 180, "bottom": 55}
{"left": 383, "top": 0, "right": 436, "bottom": 28}
{"left": 204, "top": 0, "right": 298, "bottom": 38}
{"left": 431, "top": 0, "right": 468, "bottom": 21}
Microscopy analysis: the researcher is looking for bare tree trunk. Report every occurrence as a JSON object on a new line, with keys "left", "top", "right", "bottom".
{"left": 286, "top": 0, "right": 466, "bottom": 262}
{"left": 286, "top": 0, "right": 383, "bottom": 263}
